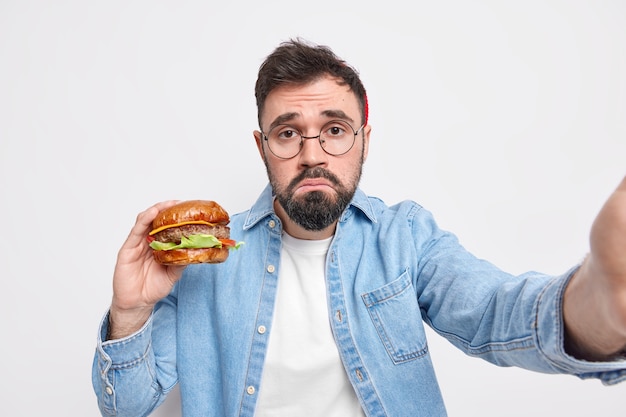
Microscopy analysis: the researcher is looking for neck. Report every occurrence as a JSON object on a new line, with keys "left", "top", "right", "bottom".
{"left": 273, "top": 199, "right": 336, "bottom": 240}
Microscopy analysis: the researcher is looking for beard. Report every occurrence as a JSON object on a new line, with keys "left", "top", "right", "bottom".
{"left": 265, "top": 160, "right": 363, "bottom": 232}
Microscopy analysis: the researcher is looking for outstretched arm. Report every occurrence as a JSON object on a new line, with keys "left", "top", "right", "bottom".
{"left": 564, "top": 176, "right": 626, "bottom": 360}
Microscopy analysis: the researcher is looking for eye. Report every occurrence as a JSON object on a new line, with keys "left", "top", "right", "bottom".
{"left": 275, "top": 126, "right": 300, "bottom": 140}
{"left": 323, "top": 122, "right": 349, "bottom": 138}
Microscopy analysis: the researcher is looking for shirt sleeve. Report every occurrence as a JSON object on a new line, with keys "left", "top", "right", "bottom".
{"left": 91, "top": 295, "right": 178, "bottom": 416}
{"left": 412, "top": 204, "right": 626, "bottom": 385}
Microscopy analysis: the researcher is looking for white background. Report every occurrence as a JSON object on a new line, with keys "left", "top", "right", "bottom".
{"left": 1, "top": 0, "right": 625, "bottom": 416}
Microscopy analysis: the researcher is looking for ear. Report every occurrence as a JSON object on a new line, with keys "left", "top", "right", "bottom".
{"left": 253, "top": 130, "right": 265, "bottom": 159}
{"left": 362, "top": 124, "right": 372, "bottom": 162}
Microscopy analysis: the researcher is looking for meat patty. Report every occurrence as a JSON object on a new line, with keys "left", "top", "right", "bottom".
{"left": 153, "top": 224, "right": 230, "bottom": 244}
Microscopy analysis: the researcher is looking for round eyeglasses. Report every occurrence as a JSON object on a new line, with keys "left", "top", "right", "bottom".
{"left": 261, "top": 120, "right": 365, "bottom": 159}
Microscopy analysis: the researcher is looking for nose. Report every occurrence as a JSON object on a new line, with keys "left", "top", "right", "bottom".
{"left": 298, "top": 134, "right": 328, "bottom": 167}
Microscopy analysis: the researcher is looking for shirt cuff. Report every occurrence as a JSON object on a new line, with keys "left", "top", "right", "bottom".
{"left": 535, "top": 265, "right": 626, "bottom": 385}
{"left": 96, "top": 310, "right": 154, "bottom": 370}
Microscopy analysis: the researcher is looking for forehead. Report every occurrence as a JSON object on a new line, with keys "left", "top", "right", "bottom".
{"left": 262, "top": 76, "right": 360, "bottom": 127}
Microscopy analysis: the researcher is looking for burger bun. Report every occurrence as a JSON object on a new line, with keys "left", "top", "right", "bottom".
{"left": 152, "top": 247, "right": 229, "bottom": 265}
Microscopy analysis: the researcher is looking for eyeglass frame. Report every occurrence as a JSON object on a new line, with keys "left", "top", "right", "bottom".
{"left": 260, "top": 119, "right": 366, "bottom": 160}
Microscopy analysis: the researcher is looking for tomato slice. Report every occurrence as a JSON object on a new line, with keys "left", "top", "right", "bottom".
{"left": 219, "top": 238, "right": 237, "bottom": 247}
{"left": 146, "top": 235, "right": 155, "bottom": 243}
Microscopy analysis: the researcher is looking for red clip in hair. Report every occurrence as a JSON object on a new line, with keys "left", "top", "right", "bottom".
{"left": 363, "top": 93, "right": 369, "bottom": 126}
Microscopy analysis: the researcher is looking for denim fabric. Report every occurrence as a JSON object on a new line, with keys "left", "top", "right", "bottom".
{"left": 93, "top": 184, "right": 626, "bottom": 417}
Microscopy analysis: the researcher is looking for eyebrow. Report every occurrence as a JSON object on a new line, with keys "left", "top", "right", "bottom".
{"left": 268, "top": 112, "right": 299, "bottom": 131}
{"left": 267, "top": 109, "right": 355, "bottom": 131}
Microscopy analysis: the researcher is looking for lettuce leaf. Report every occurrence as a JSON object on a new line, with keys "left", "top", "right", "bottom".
{"left": 150, "top": 234, "right": 224, "bottom": 251}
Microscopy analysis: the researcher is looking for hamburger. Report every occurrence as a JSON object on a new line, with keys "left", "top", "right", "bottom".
{"left": 147, "top": 200, "right": 241, "bottom": 265}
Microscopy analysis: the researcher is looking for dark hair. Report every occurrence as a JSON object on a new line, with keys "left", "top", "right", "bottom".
{"left": 255, "top": 38, "right": 367, "bottom": 128}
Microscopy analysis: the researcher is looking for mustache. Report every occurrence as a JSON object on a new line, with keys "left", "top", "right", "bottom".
{"left": 287, "top": 167, "right": 342, "bottom": 190}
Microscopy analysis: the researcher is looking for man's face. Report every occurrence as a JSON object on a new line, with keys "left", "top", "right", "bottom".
{"left": 254, "top": 75, "right": 371, "bottom": 233}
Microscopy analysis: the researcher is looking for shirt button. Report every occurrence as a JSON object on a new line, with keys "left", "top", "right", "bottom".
{"left": 257, "top": 325, "right": 266, "bottom": 334}
{"left": 246, "top": 385, "right": 256, "bottom": 395}
{"left": 105, "top": 386, "right": 113, "bottom": 395}
{"left": 268, "top": 220, "right": 276, "bottom": 228}
{"left": 267, "top": 264, "right": 275, "bottom": 273}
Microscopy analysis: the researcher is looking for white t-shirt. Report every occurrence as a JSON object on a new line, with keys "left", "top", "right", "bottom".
{"left": 254, "top": 232, "right": 365, "bottom": 417}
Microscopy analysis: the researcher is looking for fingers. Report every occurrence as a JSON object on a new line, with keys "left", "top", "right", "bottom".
{"left": 615, "top": 175, "right": 626, "bottom": 193}
{"left": 125, "top": 200, "right": 181, "bottom": 245}
{"left": 589, "top": 175, "right": 626, "bottom": 279}
{"left": 139, "top": 200, "right": 180, "bottom": 230}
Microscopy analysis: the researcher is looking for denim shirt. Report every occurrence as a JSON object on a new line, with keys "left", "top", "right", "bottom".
{"left": 93, "top": 184, "right": 626, "bottom": 417}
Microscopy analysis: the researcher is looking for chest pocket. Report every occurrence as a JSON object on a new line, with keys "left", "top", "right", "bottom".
{"left": 361, "top": 270, "right": 428, "bottom": 364}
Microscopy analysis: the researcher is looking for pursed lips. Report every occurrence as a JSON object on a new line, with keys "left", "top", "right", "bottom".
{"left": 294, "top": 178, "right": 334, "bottom": 194}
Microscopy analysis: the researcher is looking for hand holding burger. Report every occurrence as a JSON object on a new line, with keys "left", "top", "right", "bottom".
{"left": 147, "top": 200, "right": 242, "bottom": 265}
{"left": 108, "top": 200, "right": 241, "bottom": 340}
